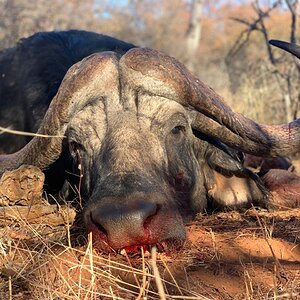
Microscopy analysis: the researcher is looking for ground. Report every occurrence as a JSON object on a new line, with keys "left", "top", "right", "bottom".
{"left": 0, "top": 166, "right": 300, "bottom": 299}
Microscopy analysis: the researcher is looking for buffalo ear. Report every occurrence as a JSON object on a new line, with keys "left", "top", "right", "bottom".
{"left": 202, "top": 143, "right": 267, "bottom": 209}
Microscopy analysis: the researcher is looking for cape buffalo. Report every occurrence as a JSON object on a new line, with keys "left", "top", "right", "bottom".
{"left": 0, "top": 31, "right": 299, "bottom": 252}
{"left": 243, "top": 154, "right": 293, "bottom": 175}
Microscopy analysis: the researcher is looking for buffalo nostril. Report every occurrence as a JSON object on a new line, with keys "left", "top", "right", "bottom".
{"left": 137, "top": 201, "right": 159, "bottom": 223}
{"left": 143, "top": 203, "right": 161, "bottom": 229}
{"left": 89, "top": 200, "right": 159, "bottom": 246}
{"left": 90, "top": 212, "right": 108, "bottom": 236}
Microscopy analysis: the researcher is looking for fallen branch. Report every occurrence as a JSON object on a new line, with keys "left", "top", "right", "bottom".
{"left": 0, "top": 165, "right": 44, "bottom": 206}
{"left": 0, "top": 203, "right": 76, "bottom": 226}
{"left": 0, "top": 125, "right": 64, "bottom": 138}
{"left": 246, "top": 207, "right": 300, "bottom": 219}
{"left": 0, "top": 164, "right": 76, "bottom": 230}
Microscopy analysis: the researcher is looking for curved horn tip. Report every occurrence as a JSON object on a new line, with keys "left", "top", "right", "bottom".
{"left": 269, "top": 39, "right": 300, "bottom": 59}
{"left": 269, "top": 39, "right": 279, "bottom": 46}
{"left": 269, "top": 39, "right": 288, "bottom": 48}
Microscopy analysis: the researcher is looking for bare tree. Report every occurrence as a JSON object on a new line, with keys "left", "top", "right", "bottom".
{"left": 0, "top": 0, "right": 100, "bottom": 49}
{"left": 185, "top": 0, "right": 203, "bottom": 72}
{"left": 286, "top": 0, "right": 298, "bottom": 44}
{"left": 226, "top": 0, "right": 299, "bottom": 123}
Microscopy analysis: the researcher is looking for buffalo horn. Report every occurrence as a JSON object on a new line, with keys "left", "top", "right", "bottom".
{"left": 0, "top": 52, "right": 120, "bottom": 175}
{"left": 120, "top": 48, "right": 300, "bottom": 157}
{"left": 269, "top": 39, "right": 300, "bottom": 59}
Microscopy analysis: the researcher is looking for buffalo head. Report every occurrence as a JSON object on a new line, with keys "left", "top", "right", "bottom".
{"left": 1, "top": 43, "right": 300, "bottom": 252}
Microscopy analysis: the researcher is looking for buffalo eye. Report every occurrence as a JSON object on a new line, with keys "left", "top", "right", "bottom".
{"left": 171, "top": 125, "right": 185, "bottom": 135}
{"left": 69, "top": 140, "right": 85, "bottom": 158}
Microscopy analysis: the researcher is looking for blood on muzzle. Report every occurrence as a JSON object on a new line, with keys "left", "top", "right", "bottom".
{"left": 84, "top": 194, "right": 186, "bottom": 251}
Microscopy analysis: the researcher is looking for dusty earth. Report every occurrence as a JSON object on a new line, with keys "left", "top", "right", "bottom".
{"left": 0, "top": 166, "right": 300, "bottom": 299}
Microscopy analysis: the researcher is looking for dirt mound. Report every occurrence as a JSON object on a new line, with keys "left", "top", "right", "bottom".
{"left": 0, "top": 209, "right": 299, "bottom": 299}
{"left": 0, "top": 166, "right": 300, "bottom": 299}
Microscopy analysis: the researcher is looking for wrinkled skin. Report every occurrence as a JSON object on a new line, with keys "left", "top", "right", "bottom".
{"left": 59, "top": 52, "right": 265, "bottom": 250}
{"left": 0, "top": 30, "right": 134, "bottom": 154}
{"left": 77, "top": 99, "right": 200, "bottom": 249}
{"left": 2, "top": 32, "right": 299, "bottom": 252}
{"left": 66, "top": 94, "right": 263, "bottom": 251}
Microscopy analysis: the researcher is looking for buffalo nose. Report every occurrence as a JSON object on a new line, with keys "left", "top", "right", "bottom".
{"left": 90, "top": 200, "right": 159, "bottom": 248}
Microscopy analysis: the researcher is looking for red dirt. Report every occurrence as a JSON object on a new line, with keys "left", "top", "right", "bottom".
{"left": 1, "top": 166, "right": 300, "bottom": 299}
{"left": 1, "top": 208, "right": 299, "bottom": 299}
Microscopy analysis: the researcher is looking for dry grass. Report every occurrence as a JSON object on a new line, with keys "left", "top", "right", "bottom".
{"left": 0, "top": 126, "right": 64, "bottom": 138}
{"left": 1, "top": 204, "right": 300, "bottom": 299}
{"left": 0, "top": 206, "right": 210, "bottom": 300}
{"left": 0, "top": 159, "right": 300, "bottom": 299}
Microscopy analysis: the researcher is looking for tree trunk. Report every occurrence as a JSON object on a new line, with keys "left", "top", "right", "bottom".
{"left": 185, "top": 0, "right": 203, "bottom": 72}
{"left": 284, "top": 93, "right": 293, "bottom": 122}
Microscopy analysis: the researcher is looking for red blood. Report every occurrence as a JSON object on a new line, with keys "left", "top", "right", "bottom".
{"left": 123, "top": 245, "right": 149, "bottom": 253}
{"left": 288, "top": 123, "right": 292, "bottom": 142}
{"left": 175, "top": 171, "right": 185, "bottom": 184}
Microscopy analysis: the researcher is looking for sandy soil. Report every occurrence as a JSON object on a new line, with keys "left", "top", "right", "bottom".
{"left": 0, "top": 208, "right": 299, "bottom": 299}
{"left": 0, "top": 165, "right": 300, "bottom": 299}
{"left": 181, "top": 210, "right": 300, "bottom": 299}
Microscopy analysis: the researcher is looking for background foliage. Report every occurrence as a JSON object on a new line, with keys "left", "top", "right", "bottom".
{"left": 1, "top": 0, "right": 299, "bottom": 124}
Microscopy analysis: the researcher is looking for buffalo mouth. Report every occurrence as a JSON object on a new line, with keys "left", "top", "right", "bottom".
{"left": 84, "top": 200, "right": 187, "bottom": 254}
{"left": 87, "top": 220, "right": 186, "bottom": 255}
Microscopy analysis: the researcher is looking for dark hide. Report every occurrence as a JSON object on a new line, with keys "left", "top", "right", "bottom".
{"left": 0, "top": 31, "right": 267, "bottom": 251}
{"left": 263, "top": 169, "right": 300, "bottom": 208}
{"left": 243, "top": 154, "right": 293, "bottom": 176}
{"left": 0, "top": 30, "right": 135, "bottom": 154}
